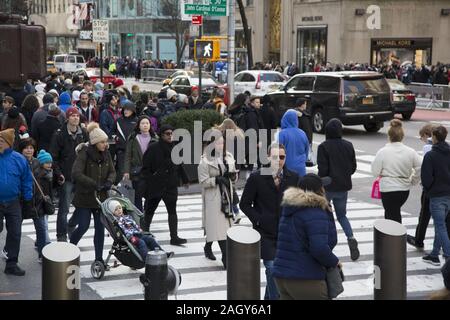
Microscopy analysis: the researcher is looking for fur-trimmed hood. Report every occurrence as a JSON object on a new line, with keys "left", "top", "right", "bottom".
{"left": 282, "top": 187, "right": 331, "bottom": 212}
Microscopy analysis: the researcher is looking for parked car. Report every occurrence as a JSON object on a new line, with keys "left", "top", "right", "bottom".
{"left": 387, "top": 79, "right": 416, "bottom": 120}
{"left": 234, "top": 70, "right": 286, "bottom": 97}
{"left": 54, "top": 54, "right": 86, "bottom": 73}
{"left": 267, "top": 71, "right": 393, "bottom": 133}
{"left": 162, "top": 70, "right": 212, "bottom": 86}
{"left": 163, "top": 74, "right": 230, "bottom": 105}
{"left": 72, "top": 68, "right": 117, "bottom": 84}
{"left": 46, "top": 61, "right": 58, "bottom": 74}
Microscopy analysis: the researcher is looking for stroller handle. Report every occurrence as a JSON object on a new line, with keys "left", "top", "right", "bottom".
{"left": 94, "top": 185, "right": 123, "bottom": 206}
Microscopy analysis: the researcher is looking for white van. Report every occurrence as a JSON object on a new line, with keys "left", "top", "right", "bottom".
{"left": 54, "top": 54, "right": 86, "bottom": 73}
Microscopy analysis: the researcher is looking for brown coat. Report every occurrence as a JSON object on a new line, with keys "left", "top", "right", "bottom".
{"left": 71, "top": 143, "right": 116, "bottom": 208}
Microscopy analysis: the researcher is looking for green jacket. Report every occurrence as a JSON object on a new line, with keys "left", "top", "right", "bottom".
{"left": 72, "top": 143, "right": 116, "bottom": 208}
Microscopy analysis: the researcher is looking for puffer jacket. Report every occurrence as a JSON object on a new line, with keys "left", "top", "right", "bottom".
{"left": 273, "top": 188, "right": 339, "bottom": 281}
{"left": 71, "top": 143, "right": 116, "bottom": 208}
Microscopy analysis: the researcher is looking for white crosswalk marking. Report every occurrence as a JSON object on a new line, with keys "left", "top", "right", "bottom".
{"left": 22, "top": 193, "right": 444, "bottom": 300}
{"left": 307, "top": 153, "right": 377, "bottom": 179}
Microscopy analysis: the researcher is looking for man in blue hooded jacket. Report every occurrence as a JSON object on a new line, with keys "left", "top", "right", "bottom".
{"left": 277, "top": 109, "right": 309, "bottom": 177}
{"left": 0, "top": 128, "right": 33, "bottom": 276}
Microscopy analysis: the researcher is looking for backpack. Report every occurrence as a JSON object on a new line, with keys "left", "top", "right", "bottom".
{"left": 232, "top": 109, "right": 248, "bottom": 131}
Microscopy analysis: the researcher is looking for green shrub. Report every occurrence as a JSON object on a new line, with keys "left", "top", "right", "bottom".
{"left": 162, "top": 110, "right": 224, "bottom": 134}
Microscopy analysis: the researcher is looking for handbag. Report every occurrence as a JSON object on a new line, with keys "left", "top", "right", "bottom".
{"left": 371, "top": 177, "right": 381, "bottom": 199}
{"left": 31, "top": 174, "right": 55, "bottom": 216}
{"left": 326, "top": 266, "right": 345, "bottom": 299}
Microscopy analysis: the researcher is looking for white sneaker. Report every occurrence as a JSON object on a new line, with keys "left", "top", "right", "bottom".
{"left": 1, "top": 248, "right": 8, "bottom": 260}
{"left": 37, "top": 257, "right": 42, "bottom": 264}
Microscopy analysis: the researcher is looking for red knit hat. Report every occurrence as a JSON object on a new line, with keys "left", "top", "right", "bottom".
{"left": 66, "top": 107, "right": 80, "bottom": 118}
{"left": 113, "top": 78, "right": 124, "bottom": 88}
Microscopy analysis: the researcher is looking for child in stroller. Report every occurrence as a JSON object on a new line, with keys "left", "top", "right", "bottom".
{"left": 109, "top": 200, "right": 174, "bottom": 261}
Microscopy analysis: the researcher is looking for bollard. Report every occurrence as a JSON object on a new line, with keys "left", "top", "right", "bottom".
{"left": 227, "top": 226, "right": 261, "bottom": 300}
{"left": 42, "top": 242, "right": 80, "bottom": 300}
{"left": 373, "top": 219, "right": 407, "bottom": 300}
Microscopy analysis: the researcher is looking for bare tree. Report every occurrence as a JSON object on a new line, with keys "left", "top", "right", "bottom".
{"left": 160, "top": 0, "right": 190, "bottom": 65}
{"left": 236, "top": 0, "right": 253, "bottom": 69}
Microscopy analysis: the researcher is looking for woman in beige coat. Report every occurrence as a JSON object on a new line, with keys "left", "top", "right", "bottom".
{"left": 198, "top": 130, "right": 238, "bottom": 269}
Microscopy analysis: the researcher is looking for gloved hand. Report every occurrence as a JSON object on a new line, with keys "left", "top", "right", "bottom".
{"left": 223, "top": 171, "right": 236, "bottom": 181}
{"left": 22, "top": 200, "right": 35, "bottom": 220}
{"left": 215, "top": 176, "right": 229, "bottom": 187}
{"left": 101, "top": 181, "right": 113, "bottom": 192}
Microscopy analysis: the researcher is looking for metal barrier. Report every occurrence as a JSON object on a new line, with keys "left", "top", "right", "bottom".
{"left": 407, "top": 82, "right": 450, "bottom": 109}
{"left": 141, "top": 68, "right": 181, "bottom": 82}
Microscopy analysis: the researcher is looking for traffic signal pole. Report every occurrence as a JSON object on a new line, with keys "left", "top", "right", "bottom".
{"left": 227, "top": 0, "right": 235, "bottom": 104}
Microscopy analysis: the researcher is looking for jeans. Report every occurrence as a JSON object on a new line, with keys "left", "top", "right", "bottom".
{"left": 381, "top": 191, "right": 410, "bottom": 224}
{"left": 134, "top": 234, "right": 162, "bottom": 260}
{"left": 70, "top": 207, "right": 105, "bottom": 261}
{"left": 326, "top": 191, "right": 354, "bottom": 239}
{"left": 33, "top": 216, "right": 50, "bottom": 257}
{"left": 57, "top": 181, "right": 74, "bottom": 239}
{"left": 263, "top": 260, "right": 279, "bottom": 300}
{"left": 429, "top": 196, "right": 450, "bottom": 259}
{"left": 0, "top": 200, "right": 22, "bottom": 266}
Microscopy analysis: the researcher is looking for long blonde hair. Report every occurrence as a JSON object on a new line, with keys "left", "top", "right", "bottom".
{"left": 215, "top": 118, "right": 244, "bottom": 139}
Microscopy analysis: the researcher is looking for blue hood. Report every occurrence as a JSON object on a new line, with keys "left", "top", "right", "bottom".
{"left": 281, "top": 110, "right": 299, "bottom": 129}
{"left": 59, "top": 92, "right": 72, "bottom": 106}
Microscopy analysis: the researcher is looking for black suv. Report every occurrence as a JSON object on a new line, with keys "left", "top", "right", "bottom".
{"left": 267, "top": 71, "right": 393, "bottom": 133}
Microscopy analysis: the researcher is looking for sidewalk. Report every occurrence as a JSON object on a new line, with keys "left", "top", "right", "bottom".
{"left": 412, "top": 108, "right": 450, "bottom": 122}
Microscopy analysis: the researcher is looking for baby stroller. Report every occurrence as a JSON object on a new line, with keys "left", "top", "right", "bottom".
{"left": 91, "top": 187, "right": 147, "bottom": 280}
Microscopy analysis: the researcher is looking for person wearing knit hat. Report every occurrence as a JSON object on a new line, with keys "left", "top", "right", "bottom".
{"left": 0, "top": 128, "right": 15, "bottom": 148}
{"left": 87, "top": 122, "right": 109, "bottom": 146}
{"left": 70, "top": 120, "right": 116, "bottom": 266}
{"left": 166, "top": 89, "right": 178, "bottom": 101}
{"left": 72, "top": 90, "right": 81, "bottom": 103}
{"left": 0, "top": 128, "right": 33, "bottom": 276}
{"left": 66, "top": 106, "right": 80, "bottom": 119}
{"left": 37, "top": 149, "right": 53, "bottom": 165}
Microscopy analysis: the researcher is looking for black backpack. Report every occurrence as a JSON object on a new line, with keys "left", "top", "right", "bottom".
{"left": 232, "top": 109, "right": 248, "bottom": 131}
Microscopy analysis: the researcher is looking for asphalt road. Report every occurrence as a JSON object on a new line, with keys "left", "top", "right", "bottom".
{"left": 1, "top": 77, "right": 449, "bottom": 300}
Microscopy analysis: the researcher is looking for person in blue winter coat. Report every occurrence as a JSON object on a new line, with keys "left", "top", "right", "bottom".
{"left": 0, "top": 128, "right": 33, "bottom": 276}
{"left": 277, "top": 109, "right": 309, "bottom": 177}
{"left": 273, "top": 173, "right": 341, "bottom": 300}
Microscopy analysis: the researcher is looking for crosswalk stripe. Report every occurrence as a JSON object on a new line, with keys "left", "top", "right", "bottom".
{"left": 24, "top": 194, "right": 444, "bottom": 300}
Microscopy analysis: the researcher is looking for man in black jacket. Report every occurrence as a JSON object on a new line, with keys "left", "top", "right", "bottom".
{"left": 140, "top": 124, "right": 187, "bottom": 246}
{"left": 421, "top": 126, "right": 450, "bottom": 266}
{"left": 317, "top": 118, "right": 360, "bottom": 261}
{"left": 242, "top": 96, "right": 265, "bottom": 174}
{"left": 50, "top": 107, "right": 89, "bottom": 242}
{"left": 240, "top": 144, "right": 299, "bottom": 300}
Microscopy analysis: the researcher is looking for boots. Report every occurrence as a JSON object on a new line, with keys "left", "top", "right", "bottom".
{"left": 218, "top": 240, "right": 226, "bottom": 269}
{"left": 204, "top": 242, "right": 216, "bottom": 261}
{"left": 169, "top": 214, "right": 187, "bottom": 246}
{"left": 348, "top": 237, "right": 360, "bottom": 261}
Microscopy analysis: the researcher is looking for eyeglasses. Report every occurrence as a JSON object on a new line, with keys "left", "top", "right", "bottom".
{"left": 271, "top": 155, "right": 286, "bottom": 160}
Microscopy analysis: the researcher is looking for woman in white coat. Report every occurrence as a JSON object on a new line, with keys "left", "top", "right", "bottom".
{"left": 371, "top": 119, "right": 422, "bottom": 223}
{"left": 198, "top": 129, "right": 238, "bottom": 269}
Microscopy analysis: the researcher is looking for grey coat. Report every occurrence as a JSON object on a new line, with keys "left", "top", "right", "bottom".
{"left": 198, "top": 152, "right": 238, "bottom": 242}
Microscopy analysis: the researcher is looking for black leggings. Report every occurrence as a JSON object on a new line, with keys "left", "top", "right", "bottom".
{"left": 381, "top": 191, "right": 410, "bottom": 224}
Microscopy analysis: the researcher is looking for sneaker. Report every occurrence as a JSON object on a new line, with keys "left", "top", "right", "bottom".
{"left": 422, "top": 254, "right": 441, "bottom": 266}
{"left": 37, "top": 257, "right": 42, "bottom": 264}
{"left": 406, "top": 235, "right": 424, "bottom": 249}
{"left": 170, "top": 237, "right": 187, "bottom": 246}
{"left": 348, "top": 237, "right": 360, "bottom": 261}
{"left": 4, "top": 265, "right": 26, "bottom": 276}
{"left": 166, "top": 251, "right": 175, "bottom": 260}
{"left": 1, "top": 248, "right": 8, "bottom": 260}
{"left": 233, "top": 212, "right": 243, "bottom": 224}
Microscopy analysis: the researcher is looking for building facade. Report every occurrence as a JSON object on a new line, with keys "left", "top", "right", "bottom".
{"left": 237, "top": 0, "right": 450, "bottom": 71}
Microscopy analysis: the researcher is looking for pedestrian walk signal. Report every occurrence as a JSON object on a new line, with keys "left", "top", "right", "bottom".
{"left": 194, "top": 39, "right": 220, "bottom": 61}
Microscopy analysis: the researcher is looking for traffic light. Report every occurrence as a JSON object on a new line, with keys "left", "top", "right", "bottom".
{"left": 194, "top": 39, "right": 220, "bottom": 61}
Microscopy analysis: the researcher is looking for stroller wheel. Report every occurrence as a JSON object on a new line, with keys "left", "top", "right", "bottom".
{"left": 91, "top": 261, "right": 105, "bottom": 280}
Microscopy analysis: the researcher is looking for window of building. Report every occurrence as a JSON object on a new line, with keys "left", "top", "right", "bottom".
{"left": 112, "top": 0, "right": 118, "bottom": 17}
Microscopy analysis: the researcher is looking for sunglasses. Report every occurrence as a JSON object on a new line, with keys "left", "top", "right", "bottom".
{"left": 271, "top": 155, "right": 286, "bottom": 160}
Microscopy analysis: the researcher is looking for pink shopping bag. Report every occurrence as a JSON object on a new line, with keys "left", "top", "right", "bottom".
{"left": 371, "top": 177, "right": 381, "bottom": 199}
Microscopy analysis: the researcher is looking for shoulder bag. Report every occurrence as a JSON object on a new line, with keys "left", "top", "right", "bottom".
{"left": 31, "top": 174, "right": 55, "bottom": 216}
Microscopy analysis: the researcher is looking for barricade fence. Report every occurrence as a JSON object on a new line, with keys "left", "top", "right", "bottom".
{"left": 407, "top": 82, "right": 450, "bottom": 109}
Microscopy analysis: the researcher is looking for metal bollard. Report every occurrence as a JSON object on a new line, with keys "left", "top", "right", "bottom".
{"left": 227, "top": 226, "right": 261, "bottom": 300}
{"left": 373, "top": 219, "right": 407, "bottom": 300}
{"left": 42, "top": 242, "right": 80, "bottom": 300}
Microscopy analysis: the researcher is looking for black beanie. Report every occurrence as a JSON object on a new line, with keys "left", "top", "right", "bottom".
{"left": 159, "top": 124, "right": 174, "bottom": 135}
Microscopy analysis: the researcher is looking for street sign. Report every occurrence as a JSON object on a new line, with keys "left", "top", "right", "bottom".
{"left": 185, "top": 0, "right": 228, "bottom": 16}
{"left": 92, "top": 20, "right": 109, "bottom": 43}
{"left": 192, "top": 15, "right": 203, "bottom": 25}
{"left": 194, "top": 39, "right": 220, "bottom": 61}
